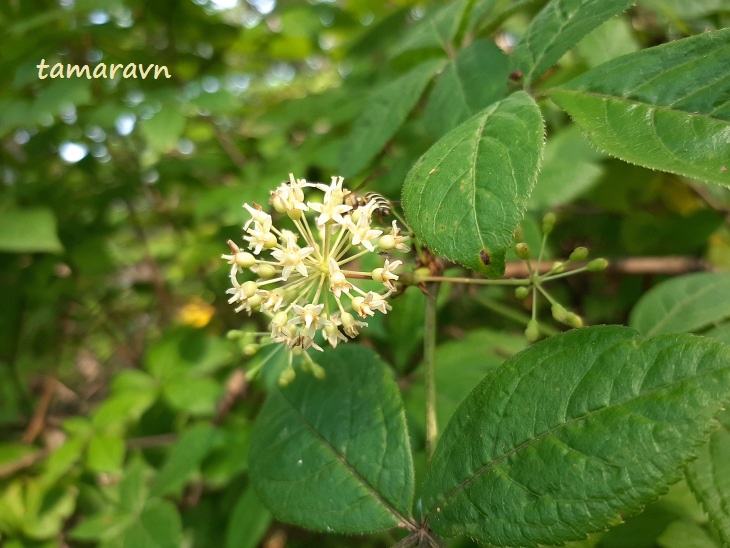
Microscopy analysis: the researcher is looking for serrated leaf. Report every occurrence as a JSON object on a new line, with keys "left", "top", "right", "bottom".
{"left": 422, "top": 326, "right": 730, "bottom": 546}
{"left": 249, "top": 345, "right": 414, "bottom": 533}
{"left": 548, "top": 29, "right": 730, "bottom": 187}
{"left": 0, "top": 207, "right": 63, "bottom": 253}
{"left": 629, "top": 272, "right": 730, "bottom": 337}
{"left": 529, "top": 125, "right": 604, "bottom": 209}
{"left": 402, "top": 91, "right": 544, "bottom": 277}
{"left": 512, "top": 0, "right": 635, "bottom": 85}
{"left": 390, "top": 0, "right": 469, "bottom": 58}
{"left": 339, "top": 60, "right": 443, "bottom": 176}
{"left": 686, "top": 410, "right": 730, "bottom": 546}
{"left": 424, "top": 39, "right": 509, "bottom": 137}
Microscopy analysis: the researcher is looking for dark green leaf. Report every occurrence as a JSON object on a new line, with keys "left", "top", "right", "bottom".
{"left": 249, "top": 345, "right": 414, "bottom": 533}
{"left": 686, "top": 410, "right": 730, "bottom": 546}
{"left": 629, "top": 272, "right": 730, "bottom": 337}
{"left": 225, "top": 488, "right": 272, "bottom": 548}
{"left": 402, "top": 91, "right": 544, "bottom": 277}
{"left": 121, "top": 499, "right": 183, "bottom": 548}
{"left": 548, "top": 29, "right": 730, "bottom": 186}
{"left": 424, "top": 39, "right": 509, "bottom": 137}
{"left": 512, "top": 0, "right": 635, "bottom": 85}
{"left": 390, "top": 0, "right": 469, "bottom": 58}
{"left": 0, "top": 207, "right": 63, "bottom": 253}
{"left": 339, "top": 60, "right": 443, "bottom": 176}
{"left": 422, "top": 326, "right": 730, "bottom": 546}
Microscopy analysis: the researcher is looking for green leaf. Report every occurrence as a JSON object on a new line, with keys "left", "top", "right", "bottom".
{"left": 162, "top": 377, "right": 221, "bottom": 418}
{"left": 686, "top": 410, "right": 730, "bottom": 546}
{"left": 424, "top": 39, "right": 509, "bottom": 137}
{"left": 390, "top": 0, "right": 469, "bottom": 58}
{"left": 249, "top": 345, "right": 414, "bottom": 533}
{"left": 575, "top": 17, "right": 639, "bottom": 68}
{"left": 529, "top": 125, "right": 604, "bottom": 210}
{"left": 87, "top": 434, "right": 125, "bottom": 474}
{"left": 141, "top": 105, "right": 186, "bottom": 154}
{"left": 548, "top": 29, "right": 730, "bottom": 187}
{"left": 121, "top": 499, "right": 183, "bottom": 548}
{"left": 151, "top": 424, "right": 220, "bottom": 497}
{"left": 422, "top": 326, "right": 730, "bottom": 546}
{"left": 402, "top": 91, "right": 544, "bottom": 277}
{"left": 657, "top": 521, "right": 719, "bottom": 548}
{"left": 225, "top": 488, "right": 272, "bottom": 548}
{"left": 339, "top": 59, "right": 443, "bottom": 176}
{"left": 629, "top": 272, "right": 730, "bottom": 337}
{"left": 512, "top": 0, "right": 635, "bottom": 85}
{"left": 0, "top": 207, "right": 63, "bottom": 253}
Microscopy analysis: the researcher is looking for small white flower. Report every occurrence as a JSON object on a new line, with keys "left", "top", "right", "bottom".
{"left": 289, "top": 303, "right": 330, "bottom": 338}
{"left": 379, "top": 220, "right": 410, "bottom": 252}
{"left": 328, "top": 258, "right": 352, "bottom": 298}
{"left": 243, "top": 203, "right": 272, "bottom": 232}
{"left": 340, "top": 312, "right": 367, "bottom": 338}
{"left": 259, "top": 289, "right": 287, "bottom": 313}
{"left": 270, "top": 231, "right": 314, "bottom": 280}
{"left": 347, "top": 202, "right": 382, "bottom": 252}
{"left": 322, "top": 323, "right": 347, "bottom": 348}
{"left": 244, "top": 223, "right": 276, "bottom": 255}
{"left": 270, "top": 174, "right": 309, "bottom": 217}
{"left": 372, "top": 259, "right": 402, "bottom": 291}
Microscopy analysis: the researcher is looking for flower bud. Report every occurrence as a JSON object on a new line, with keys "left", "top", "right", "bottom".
{"left": 279, "top": 367, "right": 296, "bottom": 387}
{"left": 226, "top": 330, "right": 246, "bottom": 340}
{"left": 378, "top": 234, "right": 395, "bottom": 250}
{"left": 271, "top": 195, "right": 286, "bottom": 214}
{"left": 413, "top": 267, "right": 431, "bottom": 284}
{"left": 242, "top": 281, "right": 258, "bottom": 298}
{"left": 263, "top": 233, "right": 277, "bottom": 250}
{"left": 243, "top": 343, "right": 259, "bottom": 356}
{"left": 287, "top": 208, "right": 303, "bottom": 221}
{"left": 235, "top": 252, "right": 256, "bottom": 268}
{"left": 551, "top": 261, "right": 565, "bottom": 274}
{"left": 514, "top": 242, "right": 531, "bottom": 260}
{"left": 311, "top": 362, "right": 326, "bottom": 380}
{"left": 586, "top": 258, "right": 609, "bottom": 272}
{"left": 257, "top": 264, "right": 277, "bottom": 279}
{"left": 371, "top": 268, "right": 384, "bottom": 283}
{"left": 247, "top": 293, "right": 262, "bottom": 310}
{"left": 565, "top": 312, "right": 584, "bottom": 329}
{"left": 542, "top": 212, "right": 556, "bottom": 235}
{"left": 515, "top": 286, "right": 530, "bottom": 299}
{"left": 525, "top": 320, "right": 540, "bottom": 341}
{"left": 551, "top": 303, "right": 567, "bottom": 323}
{"left": 569, "top": 247, "right": 589, "bottom": 262}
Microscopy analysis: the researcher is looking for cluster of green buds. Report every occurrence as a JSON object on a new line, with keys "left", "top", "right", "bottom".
{"left": 516, "top": 213, "right": 609, "bottom": 341}
{"left": 221, "top": 174, "right": 409, "bottom": 383}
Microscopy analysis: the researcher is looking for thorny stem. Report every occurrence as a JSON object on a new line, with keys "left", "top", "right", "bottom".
{"left": 424, "top": 282, "right": 441, "bottom": 465}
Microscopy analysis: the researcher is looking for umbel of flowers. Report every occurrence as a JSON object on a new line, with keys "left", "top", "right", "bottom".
{"left": 222, "top": 174, "right": 409, "bottom": 383}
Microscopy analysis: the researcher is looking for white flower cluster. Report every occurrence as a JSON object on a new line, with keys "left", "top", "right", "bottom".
{"left": 222, "top": 174, "right": 410, "bottom": 361}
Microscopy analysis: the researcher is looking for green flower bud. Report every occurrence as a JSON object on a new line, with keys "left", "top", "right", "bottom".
{"left": 586, "top": 258, "right": 609, "bottom": 272}
{"left": 247, "top": 293, "right": 262, "bottom": 311}
{"left": 569, "top": 247, "right": 589, "bottom": 262}
{"left": 551, "top": 303, "right": 567, "bottom": 323}
{"left": 514, "top": 242, "right": 531, "bottom": 260}
{"left": 263, "top": 233, "right": 277, "bottom": 250}
{"left": 371, "top": 268, "right": 384, "bottom": 283}
{"left": 278, "top": 367, "right": 296, "bottom": 387}
{"left": 551, "top": 261, "right": 565, "bottom": 274}
{"left": 542, "top": 212, "right": 556, "bottom": 235}
{"left": 226, "top": 330, "right": 246, "bottom": 340}
{"left": 378, "top": 234, "right": 396, "bottom": 250}
{"left": 287, "top": 208, "right": 303, "bottom": 221}
{"left": 243, "top": 343, "right": 259, "bottom": 356}
{"left": 257, "top": 264, "right": 277, "bottom": 279}
{"left": 413, "top": 267, "right": 431, "bottom": 284}
{"left": 242, "top": 281, "right": 258, "bottom": 298}
{"left": 235, "top": 252, "right": 256, "bottom": 268}
{"left": 565, "top": 312, "right": 584, "bottom": 329}
{"left": 515, "top": 286, "right": 530, "bottom": 300}
{"left": 525, "top": 319, "right": 540, "bottom": 342}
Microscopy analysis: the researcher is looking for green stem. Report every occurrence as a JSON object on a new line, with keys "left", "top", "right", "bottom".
{"left": 475, "top": 295, "right": 559, "bottom": 336}
{"left": 421, "top": 275, "right": 528, "bottom": 286}
{"left": 424, "top": 282, "right": 441, "bottom": 465}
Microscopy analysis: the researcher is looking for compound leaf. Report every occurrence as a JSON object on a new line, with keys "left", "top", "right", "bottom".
{"left": 249, "top": 345, "right": 414, "bottom": 533}
{"left": 402, "top": 91, "right": 544, "bottom": 277}
{"left": 422, "top": 326, "right": 730, "bottom": 546}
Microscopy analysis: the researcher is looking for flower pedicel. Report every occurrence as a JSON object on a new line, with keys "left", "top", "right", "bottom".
{"left": 222, "top": 174, "right": 409, "bottom": 383}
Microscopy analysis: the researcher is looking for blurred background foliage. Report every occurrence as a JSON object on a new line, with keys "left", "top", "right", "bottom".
{"left": 0, "top": 0, "right": 729, "bottom": 546}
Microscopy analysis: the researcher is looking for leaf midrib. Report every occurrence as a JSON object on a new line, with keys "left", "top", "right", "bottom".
{"left": 425, "top": 349, "right": 727, "bottom": 521}
{"left": 278, "top": 390, "right": 415, "bottom": 531}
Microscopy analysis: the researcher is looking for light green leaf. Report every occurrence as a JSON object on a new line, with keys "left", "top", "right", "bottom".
{"left": 657, "top": 521, "right": 719, "bottom": 548}
{"left": 629, "top": 272, "right": 730, "bottom": 337}
{"left": 121, "top": 499, "right": 183, "bottom": 548}
{"left": 225, "top": 488, "right": 272, "bottom": 548}
{"left": 548, "top": 29, "right": 730, "bottom": 187}
{"left": 703, "top": 323, "right": 730, "bottom": 345}
{"left": 151, "top": 424, "right": 220, "bottom": 497}
{"left": 162, "top": 377, "right": 221, "bottom": 418}
{"left": 141, "top": 105, "right": 186, "bottom": 154}
{"left": 0, "top": 207, "right": 63, "bottom": 253}
{"left": 339, "top": 60, "right": 443, "bottom": 176}
{"left": 390, "top": 0, "right": 469, "bottom": 58}
{"left": 422, "top": 326, "right": 730, "bottom": 546}
{"left": 402, "top": 91, "right": 544, "bottom": 277}
{"left": 529, "top": 125, "right": 604, "bottom": 209}
{"left": 249, "top": 345, "right": 414, "bottom": 533}
{"left": 686, "top": 410, "right": 730, "bottom": 546}
{"left": 512, "top": 0, "right": 635, "bottom": 85}
{"left": 424, "top": 39, "right": 509, "bottom": 137}
{"left": 575, "top": 17, "right": 639, "bottom": 68}
{"left": 87, "top": 434, "right": 125, "bottom": 474}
